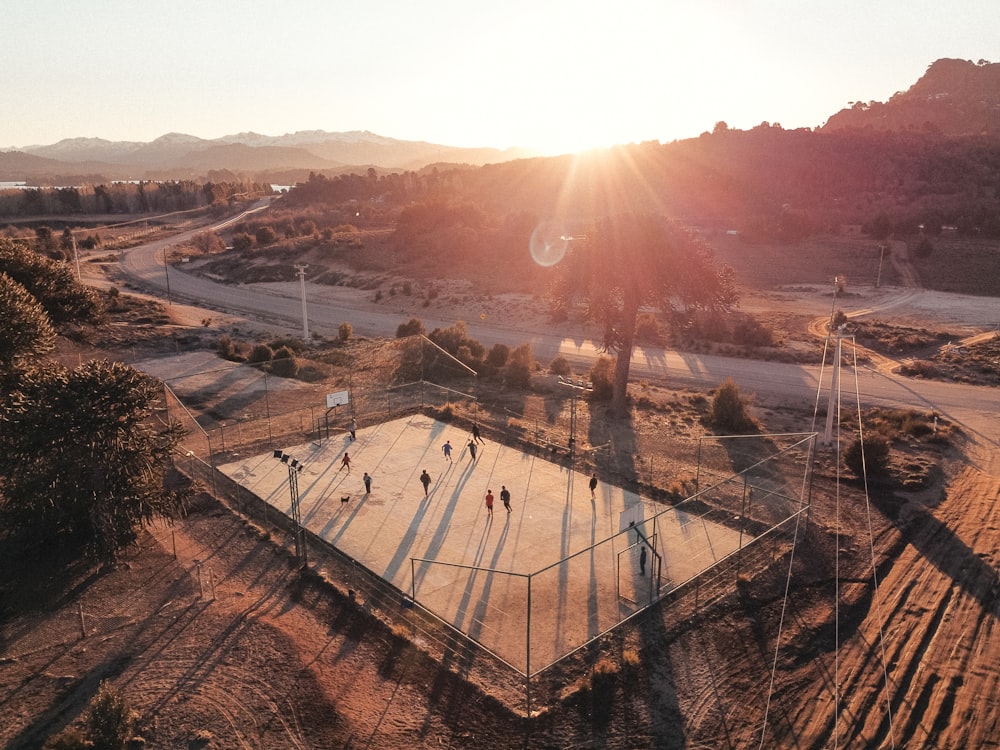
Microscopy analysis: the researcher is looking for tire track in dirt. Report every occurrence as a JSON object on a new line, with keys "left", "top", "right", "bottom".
{"left": 787, "top": 467, "right": 1000, "bottom": 747}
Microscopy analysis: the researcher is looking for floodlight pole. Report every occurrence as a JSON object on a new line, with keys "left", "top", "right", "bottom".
{"left": 295, "top": 264, "right": 309, "bottom": 340}
{"left": 275, "top": 451, "right": 306, "bottom": 564}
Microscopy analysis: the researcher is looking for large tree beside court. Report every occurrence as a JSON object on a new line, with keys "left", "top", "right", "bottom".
{"left": 555, "top": 213, "right": 737, "bottom": 416}
{"left": 0, "top": 359, "right": 189, "bottom": 561}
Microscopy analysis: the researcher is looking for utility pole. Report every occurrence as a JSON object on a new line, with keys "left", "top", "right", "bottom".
{"left": 875, "top": 244, "right": 886, "bottom": 288}
{"left": 72, "top": 235, "right": 82, "bottom": 281}
{"left": 163, "top": 247, "right": 172, "bottom": 305}
{"left": 295, "top": 264, "right": 309, "bottom": 340}
{"left": 822, "top": 333, "right": 843, "bottom": 445}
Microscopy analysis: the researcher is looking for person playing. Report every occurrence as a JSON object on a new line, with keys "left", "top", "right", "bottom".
{"left": 468, "top": 440, "right": 477, "bottom": 460}
{"left": 442, "top": 440, "right": 453, "bottom": 461}
{"left": 485, "top": 489, "right": 494, "bottom": 517}
{"left": 363, "top": 471, "right": 372, "bottom": 494}
{"left": 589, "top": 474, "right": 598, "bottom": 498}
{"left": 349, "top": 417, "right": 357, "bottom": 441}
{"left": 472, "top": 422, "right": 484, "bottom": 445}
{"left": 341, "top": 452, "right": 351, "bottom": 473}
{"left": 419, "top": 469, "right": 432, "bottom": 497}
{"left": 500, "top": 485, "right": 511, "bottom": 513}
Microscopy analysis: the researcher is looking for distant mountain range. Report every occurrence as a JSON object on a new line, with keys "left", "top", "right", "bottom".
{"left": 0, "top": 130, "right": 536, "bottom": 184}
{"left": 4, "top": 57, "right": 1000, "bottom": 185}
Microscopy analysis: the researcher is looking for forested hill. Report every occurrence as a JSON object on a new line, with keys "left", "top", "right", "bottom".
{"left": 823, "top": 58, "right": 1000, "bottom": 135}
{"left": 386, "top": 127, "right": 1000, "bottom": 239}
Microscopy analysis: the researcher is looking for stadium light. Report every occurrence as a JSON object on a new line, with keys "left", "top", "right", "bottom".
{"left": 273, "top": 450, "right": 306, "bottom": 563}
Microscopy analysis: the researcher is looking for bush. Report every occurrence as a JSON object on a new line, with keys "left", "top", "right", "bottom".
{"left": 396, "top": 317, "right": 426, "bottom": 337}
{"left": 269, "top": 355, "right": 298, "bottom": 378}
{"left": 589, "top": 356, "right": 615, "bottom": 402}
{"left": 733, "top": 317, "right": 775, "bottom": 347}
{"left": 338, "top": 322, "right": 352, "bottom": 341}
{"left": 232, "top": 232, "right": 253, "bottom": 252}
{"left": 247, "top": 343, "right": 273, "bottom": 363}
{"left": 268, "top": 336, "right": 302, "bottom": 353}
{"left": 844, "top": 433, "right": 892, "bottom": 477}
{"left": 635, "top": 312, "right": 661, "bottom": 343}
{"left": 86, "top": 680, "right": 137, "bottom": 750}
{"left": 43, "top": 729, "right": 89, "bottom": 749}
{"left": 504, "top": 344, "right": 534, "bottom": 389}
{"left": 709, "top": 378, "right": 755, "bottom": 433}
{"left": 216, "top": 334, "right": 236, "bottom": 359}
{"left": 486, "top": 343, "right": 510, "bottom": 368}
{"left": 549, "top": 355, "right": 572, "bottom": 377}
{"left": 255, "top": 225, "right": 276, "bottom": 245}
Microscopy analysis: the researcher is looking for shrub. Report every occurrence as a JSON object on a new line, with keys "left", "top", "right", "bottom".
{"left": 216, "top": 334, "right": 236, "bottom": 359}
{"left": 247, "top": 343, "right": 273, "bottom": 363}
{"left": 486, "top": 343, "right": 510, "bottom": 368}
{"left": 549, "top": 355, "right": 572, "bottom": 377}
{"left": 589, "top": 356, "right": 615, "bottom": 402}
{"left": 396, "top": 317, "right": 426, "bottom": 337}
{"left": 844, "top": 433, "right": 892, "bottom": 477}
{"left": 504, "top": 344, "right": 534, "bottom": 389}
{"left": 709, "top": 378, "right": 755, "bottom": 433}
{"left": 86, "top": 680, "right": 138, "bottom": 750}
{"left": 268, "top": 336, "right": 302, "bottom": 353}
{"left": 255, "top": 225, "right": 276, "bottom": 245}
{"left": 43, "top": 729, "right": 89, "bottom": 749}
{"left": 733, "top": 317, "right": 775, "bottom": 347}
{"left": 635, "top": 312, "right": 661, "bottom": 343}
{"left": 269, "top": 354, "right": 298, "bottom": 378}
{"left": 231, "top": 232, "right": 253, "bottom": 252}
{"left": 338, "top": 322, "right": 352, "bottom": 341}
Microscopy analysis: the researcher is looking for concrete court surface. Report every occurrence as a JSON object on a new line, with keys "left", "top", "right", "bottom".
{"left": 219, "top": 414, "right": 745, "bottom": 673}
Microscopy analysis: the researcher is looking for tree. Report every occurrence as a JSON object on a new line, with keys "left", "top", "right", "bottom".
{"left": 557, "top": 214, "right": 736, "bottom": 416}
{"left": 709, "top": 378, "right": 755, "bottom": 433}
{"left": 0, "top": 238, "right": 103, "bottom": 325}
{"left": 0, "top": 360, "right": 188, "bottom": 561}
{"left": 504, "top": 343, "right": 534, "bottom": 389}
{"left": 192, "top": 230, "right": 225, "bottom": 254}
{"left": 0, "top": 272, "right": 56, "bottom": 377}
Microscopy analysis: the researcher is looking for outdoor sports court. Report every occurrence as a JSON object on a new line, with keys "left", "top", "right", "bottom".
{"left": 218, "top": 414, "right": 771, "bottom": 674}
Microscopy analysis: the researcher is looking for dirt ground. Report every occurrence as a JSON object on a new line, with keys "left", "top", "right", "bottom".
{"left": 3, "top": 240, "right": 1000, "bottom": 748}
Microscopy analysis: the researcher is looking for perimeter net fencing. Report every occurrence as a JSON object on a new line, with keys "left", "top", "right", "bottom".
{"left": 409, "top": 432, "right": 816, "bottom": 677}
{"left": 160, "top": 335, "right": 480, "bottom": 465}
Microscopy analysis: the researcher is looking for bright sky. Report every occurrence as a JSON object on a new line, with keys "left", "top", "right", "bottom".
{"left": 3, "top": 0, "right": 999, "bottom": 155}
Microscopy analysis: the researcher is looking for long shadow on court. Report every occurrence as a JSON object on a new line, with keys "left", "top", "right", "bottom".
{"left": 466, "top": 516, "right": 511, "bottom": 643}
{"left": 412, "top": 460, "right": 478, "bottom": 586}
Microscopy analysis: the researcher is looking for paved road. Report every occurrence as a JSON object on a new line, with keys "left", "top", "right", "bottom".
{"left": 117, "top": 208, "right": 1000, "bottom": 462}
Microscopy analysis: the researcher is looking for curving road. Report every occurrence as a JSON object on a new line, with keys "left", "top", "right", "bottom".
{"left": 117, "top": 207, "right": 1000, "bottom": 463}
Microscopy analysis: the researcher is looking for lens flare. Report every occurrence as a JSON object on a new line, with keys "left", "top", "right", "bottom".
{"left": 529, "top": 221, "right": 569, "bottom": 267}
